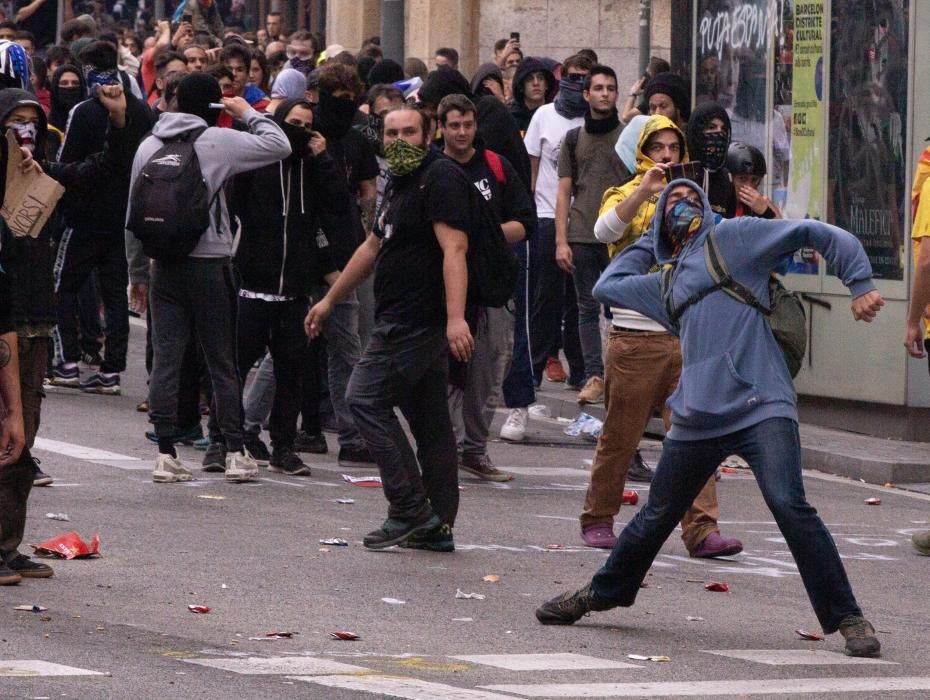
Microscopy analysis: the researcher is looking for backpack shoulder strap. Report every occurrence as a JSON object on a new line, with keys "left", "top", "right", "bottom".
{"left": 483, "top": 149, "right": 506, "bottom": 186}
{"left": 703, "top": 230, "right": 772, "bottom": 316}
{"left": 564, "top": 126, "right": 580, "bottom": 190}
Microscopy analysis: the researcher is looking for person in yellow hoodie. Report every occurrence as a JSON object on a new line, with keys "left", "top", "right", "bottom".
{"left": 904, "top": 142, "right": 930, "bottom": 556}
{"left": 576, "top": 114, "right": 742, "bottom": 558}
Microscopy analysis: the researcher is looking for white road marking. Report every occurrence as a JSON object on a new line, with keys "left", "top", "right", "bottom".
{"left": 504, "top": 467, "right": 588, "bottom": 477}
{"left": 182, "top": 656, "right": 367, "bottom": 675}
{"left": 451, "top": 653, "right": 639, "bottom": 671}
{"left": 0, "top": 660, "right": 106, "bottom": 677}
{"left": 701, "top": 649, "right": 897, "bottom": 666}
{"left": 292, "top": 674, "right": 517, "bottom": 699}
{"left": 535, "top": 515, "right": 578, "bottom": 522}
{"left": 128, "top": 315, "right": 147, "bottom": 329}
{"left": 33, "top": 437, "right": 140, "bottom": 463}
{"left": 481, "top": 677, "right": 930, "bottom": 697}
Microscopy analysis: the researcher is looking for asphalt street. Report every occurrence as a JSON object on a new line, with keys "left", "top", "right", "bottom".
{"left": 3, "top": 321, "right": 930, "bottom": 699}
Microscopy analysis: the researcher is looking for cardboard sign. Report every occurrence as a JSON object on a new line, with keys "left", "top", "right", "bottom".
{"left": 2, "top": 131, "right": 64, "bottom": 238}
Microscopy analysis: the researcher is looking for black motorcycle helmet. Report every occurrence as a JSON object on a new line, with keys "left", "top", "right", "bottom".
{"left": 726, "top": 141, "right": 767, "bottom": 177}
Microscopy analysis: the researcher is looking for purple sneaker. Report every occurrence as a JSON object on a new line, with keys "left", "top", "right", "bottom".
{"left": 690, "top": 531, "right": 743, "bottom": 558}
{"left": 581, "top": 523, "right": 618, "bottom": 549}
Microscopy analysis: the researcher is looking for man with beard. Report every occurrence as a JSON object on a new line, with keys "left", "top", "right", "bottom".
{"left": 305, "top": 105, "right": 473, "bottom": 550}
{"left": 311, "top": 62, "right": 378, "bottom": 467}
{"left": 554, "top": 64, "right": 628, "bottom": 405}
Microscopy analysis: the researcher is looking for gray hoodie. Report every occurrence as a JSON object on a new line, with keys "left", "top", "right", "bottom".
{"left": 126, "top": 107, "right": 290, "bottom": 282}
{"left": 594, "top": 179, "right": 875, "bottom": 441}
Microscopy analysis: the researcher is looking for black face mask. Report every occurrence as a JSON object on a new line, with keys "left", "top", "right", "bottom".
{"left": 316, "top": 90, "right": 357, "bottom": 138}
{"left": 281, "top": 122, "right": 311, "bottom": 157}
{"left": 57, "top": 87, "right": 84, "bottom": 112}
{"left": 700, "top": 130, "right": 730, "bottom": 171}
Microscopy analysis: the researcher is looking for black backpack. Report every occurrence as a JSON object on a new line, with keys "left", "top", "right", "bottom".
{"left": 661, "top": 229, "right": 808, "bottom": 377}
{"left": 427, "top": 154, "right": 519, "bottom": 309}
{"left": 466, "top": 153, "right": 519, "bottom": 308}
{"left": 127, "top": 127, "right": 219, "bottom": 262}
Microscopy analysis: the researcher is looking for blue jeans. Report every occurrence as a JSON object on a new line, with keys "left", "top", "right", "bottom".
{"left": 591, "top": 417, "right": 862, "bottom": 634}
{"left": 569, "top": 242, "right": 609, "bottom": 380}
{"left": 502, "top": 239, "right": 536, "bottom": 408}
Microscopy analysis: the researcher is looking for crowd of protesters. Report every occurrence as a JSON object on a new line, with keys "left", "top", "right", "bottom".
{"left": 0, "top": 0, "right": 910, "bottom": 660}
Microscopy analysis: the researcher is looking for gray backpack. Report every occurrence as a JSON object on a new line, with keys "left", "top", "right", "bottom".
{"left": 661, "top": 229, "right": 807, "bottom": 377}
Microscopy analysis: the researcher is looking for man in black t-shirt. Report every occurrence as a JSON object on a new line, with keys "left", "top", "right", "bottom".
{"left": 437, "top": 94, "right": 536, "bottom": 484}
{"left": 306, "top": 105, "right": 474, "bottom": 552}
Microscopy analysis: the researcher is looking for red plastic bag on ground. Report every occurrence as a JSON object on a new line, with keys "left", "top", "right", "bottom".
{"left": 31, "top": 533, "right": 100, "bottom": 559}
{"left": 704, "top": 581, "right": 729, "bottom": 592}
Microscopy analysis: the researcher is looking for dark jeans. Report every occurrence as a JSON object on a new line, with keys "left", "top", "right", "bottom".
{"left": 591, "top": 417, "right": 863, "bottom": 634}
{"left": 529, "top": 218, "right": 583, "bottom": 385}
{"left": 237, "top": 296, "right": 308, "bottom": 450}
{"left": 145, "top": 305, "right": 202, "bottom": 432}
{"left": 299, "top": 339, "right": 323, "bottom": 436}
{"left": 569, "top": 242, "right": 609, "bottom": 380}
{"left": 53, "top": 227, "right": 129, "bottom": 374}
{"left": 77, "top": 271, "right": 104, "bottom": 356}
{"left": 149, "top": 258, "right": 243, "bottom": 452}
{"left": 346, "top": 322, "right": 459, "bottom": 526}
{"left": 502, "top": 239, "right": 536, "bottom": 409}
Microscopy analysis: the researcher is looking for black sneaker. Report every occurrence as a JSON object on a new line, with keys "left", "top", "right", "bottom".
{"left": 338, "top": 446, "right": 376, "bottom": 468}
{"left": 244, "top": 437, "right": 271, "bottom": 466}
{"left": 398, "top": 523, "right": 454, "bottom": 552}
{"left": 363, "top": 513, "right": 441, "bottom": 550}
{"left": 626, "top": 450, "right": 654, "bottom": 483}
{"left": 32, "top": 458, "right": 53, "bottom": 487}
{"left": 0, "top": 562, "right": 21, "bottom": 585}
{"left": 49, "top": 363, "right": 80, "bottom": 388}
{"left": 838, "top": 616, "right": 881, "bottom": 657}
{"left": 80, "top": 372, "right": 121, "bottom": 395}
{"left": 294, "top": 430, "right": 328, "bottom": 454}
{"left": 202, "top": 442, "right": 227, "bottom": 472}
{"left": 7, "top": 553, "right": 54, "bottom": 578}
{"left": 535, "top": 583, "right": 615, "bottom": 625}
{"left": 268, "top": 447, "right": 311, "bottom": 476}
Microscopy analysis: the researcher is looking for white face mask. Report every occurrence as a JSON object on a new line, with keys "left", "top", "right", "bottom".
{"left": 8, "top": 121, "right": 37, "bottom": 152}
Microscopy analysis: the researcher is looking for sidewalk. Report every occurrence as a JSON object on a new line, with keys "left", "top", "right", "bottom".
{"left": 531, "top": 383, "right": 930, "bottom": 486}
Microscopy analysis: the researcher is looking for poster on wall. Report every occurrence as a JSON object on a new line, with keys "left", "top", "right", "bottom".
{"left": 784, "top": 0, "right": 823, "bottom": 275}
{"left": 827, "top": 0, "right": 908, "bottom": 281}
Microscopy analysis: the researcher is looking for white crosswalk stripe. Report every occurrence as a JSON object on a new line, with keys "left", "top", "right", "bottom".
{"left": 0, "top": 660, "right": 106, "bottom": 677}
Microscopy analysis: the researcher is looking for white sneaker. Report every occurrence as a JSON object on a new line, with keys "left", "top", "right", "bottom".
{"left": 152, "top": 453, "right": 194, "bottom": 483}
{"left": 225, "top": 449, "right": 259, "bottom": 483}
{"left": 500, "top": 408, "right": 528, "bottom": 441}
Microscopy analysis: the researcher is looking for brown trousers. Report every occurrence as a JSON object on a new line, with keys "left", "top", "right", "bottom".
{"left": 0, "top": 336, "right": 47, "bottom": 560}
{"left": 580, "top": 330, "right": 719, "bottom": 553}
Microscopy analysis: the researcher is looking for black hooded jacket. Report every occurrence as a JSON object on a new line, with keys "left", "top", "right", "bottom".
{"left": 509, "top": 57, "right": 556, "bottom": 134}
{"left": 685, "top": 101, "right": 736, "bottom": 216}
{"left": 57, "top": 85, "right": 154, "bottom": 232}
{"left": 0, "top": 89, "right": 147, "bottom": 331}
{"left": 230, "top": 99, "right": 350, "bottom": 297}
{"left": 420, "top": 65, "right": 531, "bottom": 190}
{"left": 49, "top": 64, "right": 87, "bottom": 133}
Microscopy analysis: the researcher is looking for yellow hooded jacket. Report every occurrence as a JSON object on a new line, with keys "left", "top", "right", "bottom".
{"left": 598, "top": 115, "right": 687, "bottom": 258}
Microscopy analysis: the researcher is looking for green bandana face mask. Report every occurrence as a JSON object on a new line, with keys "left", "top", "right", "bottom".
{"left": 385, "top": 138, "right": 428, "bottom": 176}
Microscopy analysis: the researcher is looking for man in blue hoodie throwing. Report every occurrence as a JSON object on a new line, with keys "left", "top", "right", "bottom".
{"left": 535, "top": 179, "right": 885, "bottom": 658}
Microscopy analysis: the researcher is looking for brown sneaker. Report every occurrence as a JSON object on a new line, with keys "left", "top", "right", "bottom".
{"left": 838, "top": 616, "right": 881, "bottom": 657}
{"left": 577, "top": 376, "right": 604, "bottom": 404}
{"left": 459, "top": 454, "right": 514, "bottom": 482}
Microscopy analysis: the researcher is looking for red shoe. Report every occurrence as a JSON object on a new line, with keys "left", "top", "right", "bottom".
{"left": 545, "top": 357, "right": 567, "bottom": 383}
{"left": 581, "top": 523, "right": 617, "bottom": 549}
{"left": 690, "top": 531, "right": 743, "bottom": 558}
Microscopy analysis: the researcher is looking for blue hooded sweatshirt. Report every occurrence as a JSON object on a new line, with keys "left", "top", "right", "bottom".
{"left": 593, "top": 179, "right": 876, "bottom": 441}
